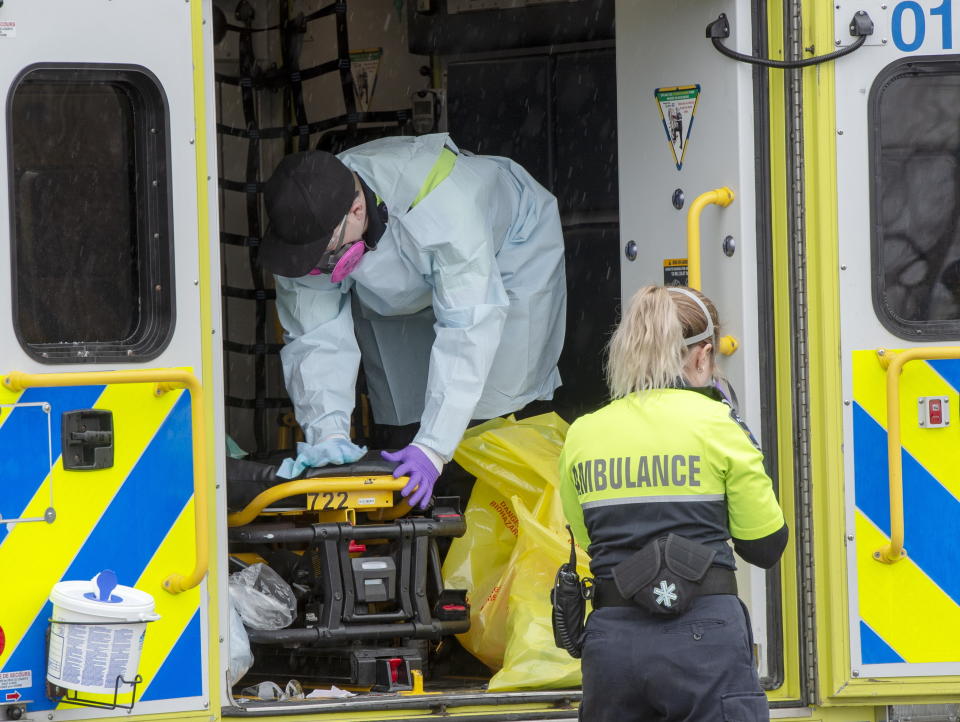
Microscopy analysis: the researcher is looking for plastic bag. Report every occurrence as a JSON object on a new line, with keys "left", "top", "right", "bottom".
{"left": 240, "top": 680, "right": 304, "bottom": 701}
{"left": 229, "top": 563, "right": 297, "bottom": 630}
{"left": 442, "top": 412, "right": 573, "bottom": 672}
{"left": 228, "top": 601, "right": 254, "bottom": 683}
{"left": 488, "top": 497, "right": 591, "bottom": 691}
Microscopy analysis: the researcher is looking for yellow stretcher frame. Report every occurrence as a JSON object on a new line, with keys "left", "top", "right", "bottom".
{"left": 227, "top": 476, "right": 411, "bottom": 527}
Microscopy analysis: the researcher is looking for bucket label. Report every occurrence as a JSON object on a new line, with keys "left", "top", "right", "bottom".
{"left": 0, "top": 670, "right": 32, "bottom": 690}
{"left": 48, "top": 622, "right": 139, "bottom": 693}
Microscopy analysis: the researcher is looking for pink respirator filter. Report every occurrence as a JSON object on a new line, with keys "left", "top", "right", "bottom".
{"left": 329, "top": 242, "right": 367, "bottom": 283}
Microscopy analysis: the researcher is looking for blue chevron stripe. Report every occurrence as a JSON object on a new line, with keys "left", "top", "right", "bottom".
{"left": 0, "top": 386, "right": 105, "bottom": 525}
{"left": 140, "top": 610, "right": 202, "bottom": 702}
{"left": 3, "top": 393, "right": 194, "bottom": 708}
{"left": 860, "top": 619, "right": 905, "bottom": 664}
{"left": 64, "top": 392, "right": 194, "bottom": 582}
{"left": 928, "top": 359, "right": 960, "bottom": 392}
{"left": 853, "top": 403, "right": 960, "bottom": 605}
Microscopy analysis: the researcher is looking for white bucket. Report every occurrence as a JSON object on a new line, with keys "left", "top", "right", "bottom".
{"left": 47, "top": 577, "right": 161, "bottom": 694}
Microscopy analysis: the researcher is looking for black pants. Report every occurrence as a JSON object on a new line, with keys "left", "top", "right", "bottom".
{"left": 579, "top": 595, "right": 768, "bottom": 722}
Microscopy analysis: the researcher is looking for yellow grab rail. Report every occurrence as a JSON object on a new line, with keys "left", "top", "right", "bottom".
{"left": 686, "top": 186, "right": 734, "bottom": 291}
{"left": 4, "top": 369, "right": 208, "bottom": 593}
{"left": 873, "top": 347, "right": 960, "bottom": 563}
{"left": 227, "top": 476, "right": 408, "bottom": 527}
{"left": 684, "top": 187, "right": 738, "bottom": 355}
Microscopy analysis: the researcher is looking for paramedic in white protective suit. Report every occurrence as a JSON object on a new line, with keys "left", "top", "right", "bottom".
{"left": 259, "top": 133, "right": 567, "bottom": 508}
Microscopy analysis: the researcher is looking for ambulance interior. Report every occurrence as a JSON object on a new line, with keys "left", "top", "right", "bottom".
{"left": 212, "top": 0, "right": 779, "bottom": 704}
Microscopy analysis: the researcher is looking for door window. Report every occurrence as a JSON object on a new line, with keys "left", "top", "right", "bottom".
{"left": 870, "top": 57, "right": 960, "bottom": 339}
{"left": 8, "top": 65, "right": 173, "bottom": 362}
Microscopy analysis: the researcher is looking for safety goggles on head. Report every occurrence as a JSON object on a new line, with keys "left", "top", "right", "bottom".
{"left": 311, "top": 212, "right": 351, "bottom": 272}
{"left": 667, "top": 287, "right": 714, "bottom": 346}
{"left": 309, "top": 192, "right": 368, "bottom": 282}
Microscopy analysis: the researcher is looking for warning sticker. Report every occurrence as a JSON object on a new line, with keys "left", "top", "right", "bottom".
{"left": 0, "top": 21, "right": 16, "bottom": 38}
{"left": 655, "top": 85, "right": 701, "bottom": 171}
{"left": 350, "top": 48, "right": 382, "bottom": 113}
{"left": 0, "top": 670, "right": 31, "bottom": 690}
{"left": 663, "top": 258, "right": 689, "bottom": 287}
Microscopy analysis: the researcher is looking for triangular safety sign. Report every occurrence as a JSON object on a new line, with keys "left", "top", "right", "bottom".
{"left": 350, "top": 48, "right": 383, "bottom": 112}
{"left": 655, "top": 85, "right": 701, "bottom": 171}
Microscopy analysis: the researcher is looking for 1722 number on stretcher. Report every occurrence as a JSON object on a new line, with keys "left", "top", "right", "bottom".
{"left": 307, "top": 489, "right": 393, "bottom": 510}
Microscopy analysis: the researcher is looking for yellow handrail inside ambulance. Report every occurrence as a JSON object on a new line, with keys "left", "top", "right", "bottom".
{"left": 685, "top": 187, "right": 738, "bottom": 356}
{"left": 874, "top": 347, "right": 960, "bottom": 564}
{"left": 685, "top": 186, "right": 734, "bottom": 292}
{"left": 3, "top": 369, "right": 208, "bottom": 594}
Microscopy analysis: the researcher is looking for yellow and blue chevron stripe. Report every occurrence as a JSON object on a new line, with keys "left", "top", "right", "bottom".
{"left": 852, "top": 350, "right": 960, "bottom": 665}
{"left": 0, "top": 380, "right": 204, "bottom": 710}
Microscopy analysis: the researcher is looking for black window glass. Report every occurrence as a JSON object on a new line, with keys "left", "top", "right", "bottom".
{"left": 8, "top": 66, "right": 173, "bottom": 362}
{"left": 447, "top": 57, "right": 550, "bottom": 187}
{"left": 871, "top": 58, "right": 960, "bottom": 338}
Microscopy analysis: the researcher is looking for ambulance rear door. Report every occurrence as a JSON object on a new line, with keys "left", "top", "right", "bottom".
{"left": 616, "top": 0, "right": 791, "bottom": 696}
{"left": 0, "top": 0, "right": 220, "bottom": 718}
{"left": 834, "top": 0, "right": 960, "bottom": 694}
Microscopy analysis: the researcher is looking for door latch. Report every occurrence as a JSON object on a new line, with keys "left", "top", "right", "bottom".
{"left": 62, "top": 409, "right": 114, "bottom": 470}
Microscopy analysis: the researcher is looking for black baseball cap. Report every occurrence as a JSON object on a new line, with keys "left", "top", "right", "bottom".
{"left": 261, "top": 151, "right": 356, "bottom": 277}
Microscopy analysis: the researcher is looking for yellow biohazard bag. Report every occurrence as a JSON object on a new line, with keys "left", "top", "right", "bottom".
{"left": 488, "top": 497, "right": 591, "bottom": 690}
{"left": 442, "top": 412, "right": 586, "bottom": 684}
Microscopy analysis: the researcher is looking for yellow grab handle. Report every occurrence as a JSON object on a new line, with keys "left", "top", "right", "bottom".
{"left": 686, "top": 187, "right": 734, "bottom": 291}
{"left": 717, "top": 335, "right": 739, "bottom": 356}
{"left": 4, "top": 369, "right": 209, "bottom": 594}
{"left": 873, "top": 347, "right": 960, "bottom": 563}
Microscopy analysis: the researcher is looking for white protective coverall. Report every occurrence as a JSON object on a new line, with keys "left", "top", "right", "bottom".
{"left": 274, "top": 133, "right": 566, "bottom": 461}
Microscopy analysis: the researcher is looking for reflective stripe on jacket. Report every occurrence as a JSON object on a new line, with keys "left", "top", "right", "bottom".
{"left": 559, "top": 386, "right": 784, "bottom": 577}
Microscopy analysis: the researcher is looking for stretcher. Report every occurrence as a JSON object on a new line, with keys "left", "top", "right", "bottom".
{"left": 225, "top": 452, "right": 470, "bottom": 691}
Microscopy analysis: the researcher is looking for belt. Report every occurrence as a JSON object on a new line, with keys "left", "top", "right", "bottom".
{"left": 592, "top": 567, "right": 737, "bottom": 609}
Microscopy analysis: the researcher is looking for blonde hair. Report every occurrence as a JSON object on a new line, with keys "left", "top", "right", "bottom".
{"left": 606, "top": 285, "right": 720, "bottom": 398}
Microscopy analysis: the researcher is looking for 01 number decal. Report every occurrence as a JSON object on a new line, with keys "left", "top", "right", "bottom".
{"left": 892, "top": 0, "right": 952, "bottom": 51}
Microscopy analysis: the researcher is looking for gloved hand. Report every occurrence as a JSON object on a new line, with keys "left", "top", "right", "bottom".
{"left": 381, "top": 445, "right": 441, "bottom": 509}
{"left": 276, "top": 437, "right": 366, "bottom": 479}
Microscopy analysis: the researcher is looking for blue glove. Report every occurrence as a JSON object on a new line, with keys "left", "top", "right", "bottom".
{"left": 381, "top": 446, "right": 441, "bottom": 509}
{"left": 276, "top": 438, "right": 367, "bottom": 479}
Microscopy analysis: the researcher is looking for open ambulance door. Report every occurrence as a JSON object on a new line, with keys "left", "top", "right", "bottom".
{"left": 830, "top": 0, "right": 960, "bottom": 703}
{"left": 0, "top": 1, "right": 221, "bottom": 718}
{"left": 616, "top": 0, "right": 795, "bottom": 703}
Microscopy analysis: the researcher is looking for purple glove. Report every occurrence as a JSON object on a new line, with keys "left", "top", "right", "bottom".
{"left": 381, "top": 446, "right": 440, "bottom": 509}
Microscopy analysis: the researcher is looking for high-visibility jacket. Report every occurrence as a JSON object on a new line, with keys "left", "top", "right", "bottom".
{"left": 559, "top": 386, "right": 784, "bottom": 578}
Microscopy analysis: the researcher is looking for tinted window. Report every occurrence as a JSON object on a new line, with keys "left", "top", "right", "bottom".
{"left": 871, "top": 58, "right": 960, "bottom": 338}
{"left": 447, "top": 57, "right": 550, "bottom": 188}
{"left": 8, "top": 65, "right": 173, "bottom": 362}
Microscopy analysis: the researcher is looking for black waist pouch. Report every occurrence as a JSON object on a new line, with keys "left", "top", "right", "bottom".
{"left": 550, "top": 526, "right": 593, "bottom": 658}
{"left": 611, "top": 533, "right": 717, "bottom": 617}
